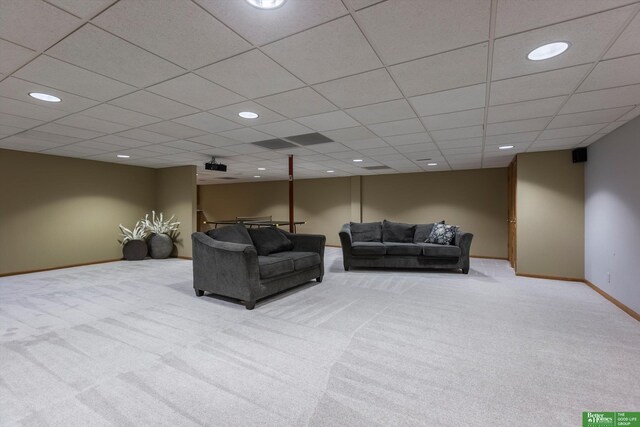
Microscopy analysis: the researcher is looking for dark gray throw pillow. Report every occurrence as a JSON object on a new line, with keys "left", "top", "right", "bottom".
{"left": 413, "top": 220, "right": 445, "bottom": 243}
{"left": 425, "top": 223, "right": 459, "bottom": 245}
{"left": 382, "top": 220, "right": 416, "bottom": 243}
{"left": 206, "top": 224, "right": 253, "bottom": 245}
{"left": 248, "top": 227, "right": 294, "bottom": 256}
{"left": 350, "top": 222, "right": 382, "bottom": 242}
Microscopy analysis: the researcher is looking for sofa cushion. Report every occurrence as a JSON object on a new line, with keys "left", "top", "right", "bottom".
{"left": 383, "top": 242, "right": 422, "bottom": 256}
{"left": 425, "top": 223, "right": 459, "bottom": 245}
{"left": 206, "top": 224, "right": 253, "bottom": 245}
{"left": 248, "top": 227, "right": 294, "bottom": 256}
{"left": 258, "top": 256, "right": 295, "bottom": 279}
{"left": 269, "top": 251, "right": 320, "bottom": 271}
{"left": 413, "top": 220, "right": 445, "bottom": 243}
{"left": 382, "top": 220, "right": 416, "bottom": 243}
{"left": 351, "top": 241, "right": 386, "bottom": 256}
{"left": 420, "top": 243, "right": 461, "bottom": 258}
{"left": 350, "top": 222, "right": 382, "bottom": 242}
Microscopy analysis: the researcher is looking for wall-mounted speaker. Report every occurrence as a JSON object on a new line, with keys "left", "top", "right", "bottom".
{"left": 572, "top": 147, "right": 587, "bottom": 163}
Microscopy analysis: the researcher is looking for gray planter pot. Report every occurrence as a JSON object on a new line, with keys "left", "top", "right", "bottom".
{"left": 148, "top": 233, "right": 173, "bottom": 259}
{"left": 123, "top": 239, "right": 148, "bottom": 261}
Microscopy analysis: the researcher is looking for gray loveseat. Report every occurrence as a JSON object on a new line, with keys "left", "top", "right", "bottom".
{"left": 192, "top": 224, "right": 325, "bottom": 309}
{"left": 339, "top": 220, "right": 473, "bottom": 274}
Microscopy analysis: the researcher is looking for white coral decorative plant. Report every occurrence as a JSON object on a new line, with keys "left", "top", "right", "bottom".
{"left": 118, "top": 220, "right": 148, "bottom": 246}
{"left": 141, "top": 211, "right": 180, "bottom": 237}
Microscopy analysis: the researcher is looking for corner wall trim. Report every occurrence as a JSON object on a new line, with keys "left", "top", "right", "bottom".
{"left": 0, "top": 258, "right": 122, "bottom": 278}
{"left": 583, "top": 279, "right": 639, "bottom": 322}
{"left": 516, "top": 272, "right": 583, "bottom": 282}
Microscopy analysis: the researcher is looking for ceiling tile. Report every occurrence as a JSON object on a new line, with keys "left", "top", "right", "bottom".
{"left": 0, "top": 0, "right": 81, "bottom": 50}
{"left": 487, "top": 96, "right": 566, "bottom": 123}
{"left": 618, "top": 105, "right": 640, "bottom": 122}
{"left": 108, "top": 91, "right": 199, "bottom": 119}
{"left": 140, "top": 122, "right": 207, "bottom": 139}
{"left": 93, "top": 0, "right": 252, "bottom": 69}
{"left": 495, "top": 0, "right": 635, "bottom": 37}
{"left": 344, "top": 0, "right": 386, "bottom": 11}
{"left": 55, "top": 114, "right": 130, "bottom": 133}
{"left": 529, "top": 136, "right": 585, "bottom": 149}
{"left": 356, "top": 0, "right": 490, "bottom": 64}
{"left": 217, "top": 128, "right": 275, "bottom": 143}
{"left": 32, "top": 122, "right": 104, "bottom": 139}
{"left": 548, "top": 106, "right": 632, "bottom": 129}
{"left": 209, "top": 101, "right": 285, "bottom": 126}
{"left": 0, "top": 96, "right": 69, "bottom": 121}
{"left": 93, "top": 134, "right": 152, "bottom": 148}
{"left": 18, "top": 129, "right": 81, "bottom": 144}
{"left": 0, "top": 124, "right": 24, "bottom": 137}
{"left": 255, "top": 87, "right": 336, "bottom": 118}
{"left": 486, "top": 117, "right": 551, "bottom": 136}
{"left": 195, "top": 0, "right": 347, "bottom": 45}
{"left": 188, "top": 133, "right": 244, "bottom": 147}
{"left": 139, "top": 144, "right": 190, "bottom": 155}
{"left": 492, "top": 7, "right": 633, "bottom": 80}
{"left": 172, "top": 112, "right": 241, "bottom": 134}
{"left": 394, "top": 142, "right": 439, "bottom": 154}
{"left": 605, "top": 11, "right": 640, "bottom": 58}
{"left": 390, "top": 43, "right": 488, "bottom": 96}
{"left": 295, "top": 111, "right": 360, "bottom": 132}
{"left": 305, "top": 142, "right": 351, "bottom": 154}
{"left": 345, "top": 99, "right": 415, "bottom": 125}
{"left": 360, "top": 147, "right": 399, "bottom": 157}
{"left": 163, "top": 140, "right": 215, "bottom": 152}
{"left": 225, "top": 143, "right": 272, "bottom": 155}
{"left": 538, "top": 123, "right": 607, "bottom": 140}
{"left": 421, "top": 108, "right": 485, "bottom": 131}
{"left": 342, "top": 138, "right": 388, "bottom": 150}
{"left": 410, "top": 84, "right": 486, "bottom": 116}
{"left": 436, "top": 137, "right": 483, "bottom": 149}
{"left": 0, "top": 112, "right": 43, "bottom": 129}
{"left": 313, "top": 68, "right": 402, "bottom": 109}
{"left": 321, "top": 126, "right": 377, "bottom": 142}
{"left": 81, "top": 104, "right": 161, "bottom": 127}
{"left": 0, "top": 77, "right": 99, "bottom": 113}
{"left": 484, "top": 131, "right": 540, "bottom": 145}
{"left": 116, "top": 129, "right": 175, "bottom": 144}
{"left": 262, "top": 16, "right": 382, "bottom": 84}
{"left": 196, "top": 50, "right": 304, "bottom": 99}
{"left": 578, "top": 134, "right": 606, "bottom": 147}
{"left": 70, "top": 139, "right": 126, "bottom": 152}
{"left": 0, "top": 135, "right": 64, "bottom": 151}
{"left": 252, "top": 120, "right": 314, "bottom": 138}
{"left": 489, "top": 64, "right": 590, "bottom": 105}
{"left": 147, "top": 73, "right": 244, "bottom": 110}
{"left": 384, "top": 132, "right": 432, "bottom": 146}
{"left": 0, "top": 39, "right": 35, "bottom": 75}
{"left": 368, "top": 118, "right": 424, "bottom": 137}
{"left": 47, "top": 24, "right": 185, "bottom": 87}
{"left": 15, "top": 55, "right": 135, "bottom": 101}
{"left": 578, "top": 54, "right": 640, "bottom": 92}
{"left": 431, "top": 125, "right": 484, "bottom": 141}
{"left": 560, "top": 84, "right": 640, "bottom": 114}
{"left": 46, "top": 0, "right": 115, "bottom": 18}
{"left": 591, "top": 121, "right": 627, "bottom": 134}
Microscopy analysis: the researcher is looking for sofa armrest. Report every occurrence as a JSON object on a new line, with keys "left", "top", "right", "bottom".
{"left": 281, "top": 231, "right": 326, "bottom": 254}
{"left": 453, "top": 231, "right": 474, "bottom": 273}
{"left": 338, "top": 223, "right": 353, "bottom": 271}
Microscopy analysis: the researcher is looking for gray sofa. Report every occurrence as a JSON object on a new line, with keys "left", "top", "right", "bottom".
{"left": 339, "top": 220, "right": 473, "bottom": 274}
{"left": 191, "top": 224, "right": 325, "bottom": 309}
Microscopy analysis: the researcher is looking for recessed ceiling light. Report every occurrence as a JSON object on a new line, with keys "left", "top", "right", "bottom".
{"left": 499, "top": 145, "right": 514, "bottom": 150}
{"left": 117, "top": 154, "right": 130, "bottom": 158}
{"left": 245, "top": 0, "right": 286, "bottom": 9}
{"left": 29, "top": 92, "right": 61, "bottom": 102}
{"left": 427, "top": 163, "right": 438, "bottom": 166}
{"left": 527, "top": 42, "right": 569, "bottom": 61}
{"left": 353, "top": 159, "right": 363, "bottom": 163}
{"left": 257, "top": 167, "right": 266, "bottom": 171}
{"left": 239, "top": 111, "right": 259, "bottom": 119}
{"left": 327, "top": 170, "right": 335, "bottom": 173}
{"left": 254, "top": 175, "right": 261, "bottom": 178}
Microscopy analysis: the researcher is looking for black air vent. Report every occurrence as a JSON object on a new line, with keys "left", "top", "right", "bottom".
{"left": 362, "top": 166, "right": 392, "bottom": 170}
{"left": 285, "top": 133, "right": 333, "bottom": 146}
{"left": 218, "top": 177, "right": 238, "bottom": 180}
{"left": 252, "top": 139, "right": 297, "bottom": 150}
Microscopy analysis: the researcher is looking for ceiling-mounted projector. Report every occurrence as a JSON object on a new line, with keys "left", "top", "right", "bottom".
{"left": 205, "top": 156, "right": 227, "bottom": 172}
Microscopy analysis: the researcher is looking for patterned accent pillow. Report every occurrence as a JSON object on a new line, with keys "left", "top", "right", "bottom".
{"left": 425, "top": 223, "right": 459, "bottom": 245}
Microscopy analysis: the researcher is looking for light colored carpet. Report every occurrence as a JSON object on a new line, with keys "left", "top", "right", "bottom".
{"left": 0, "top": 248, "right": 638, "bottom": 427}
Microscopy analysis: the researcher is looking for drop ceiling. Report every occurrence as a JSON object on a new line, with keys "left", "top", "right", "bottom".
{"left": 1, "top": 0, "right": 639, "bottom": 184}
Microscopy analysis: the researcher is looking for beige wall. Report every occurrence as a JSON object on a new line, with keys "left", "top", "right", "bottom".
{"left": 0, "top": 149, "right": 156, "bottom": 275}
{"left": 156, "top": 166, "right": 197, "bottom": 258}
{"left": 362, "top": 169, "right": 508, "bottom": 258}
{"left": 516, "top": 150, "right": 584, "bottom": 279}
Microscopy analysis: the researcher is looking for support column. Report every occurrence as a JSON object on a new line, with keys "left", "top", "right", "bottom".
{"left": 288, "top": 155, "right": 294, "bottom": 233}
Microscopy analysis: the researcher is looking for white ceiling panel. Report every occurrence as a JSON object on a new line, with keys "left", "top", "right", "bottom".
{"left": 390, "top": 43, "right": 488, "bottom": 97}
{"left": 359, "top": 147, "right": 399, "bottom": 157}
{"left": 384, "top": 132, "right": 432, "bottom": 146}
{"left": 345, "top": 99, "right": 415, "bottom": 125}
{"left": 0, "top": 0, "right": 81, "bottom": 51}
{"left": 209, "top": 101, "right": 285, "bottom": 126}
{"left": 295, "top": 111, "right": 360, "bottom": 132}
{"left": 0, "top": 40, "right": 36, "bottom": 75}
{"left": 14, "top": 55, "right": 135, "bottom": 101}
{"left": 410, "top": 84, "right": 486, "bottom": 117}
{"left": 342, "top": 138, "right": 388, "bottom": 150}
{"left": 305, "top": 142, "right": 351, "bottom": 154}
{"left": 262, "top": 17, "right": 382, "bottom": 85}
{"left": 0, "top": 124, "right": 23, "bottom": 137}
{"left": 163, "top": 140, "right": 215, "bottom": 152}
{"left": 55, "top": 114, "right": 131, "bottom": 133}
{"left": 321, "top": 126, "right": 377, "bottom": 142}
{"left": 487, "top": 96, "right": 567, "bottom": 123}
{"left": 486, "top": 117, "right": 552, "bottom": 136}
{"left": 255, "top": 87, "right": 336, "bottom": 118}
{"left": 46, "top": 0, "right": 115, "bottom": 18}
{"left": 93, "top": 0, "right": 252, "bottom": 69}
{"left": 431, "top": 125, "right": 484, "bottom": 141}
{"left": 17, "top": 129, "right": 81, "bottom": 144}
{"left": 251, "top": 120, "right": 314, "bottom": 138}
{"left": 0, "top": 77, "right": 99, "bottom": 113}
{"left": 618, "top": 105, "right": 640, "bottom": 122}
{"left": 195, "top": 0, "right": 347, "bottom": 46}
{"left": 529, "top": 136, "right": 585, "bottom": 149}
{"left": 578, "top": 134, "right": 606, "bottom": 147}
{"left": 437, "top": 137, "right": 483, "bottom": 149}
{"left": 0, "top": 96, "right": 69, "bottom": 121}
{"left": 356, "top": 0, "right": 490, "bottom": 65}
{"left": 33, "top": 123, "right": 104, "bottom": 139}
{"left": 492, "top": 7, "right": 633, "bottom": 81}
{"left": 484, "top": 132, "right": 540, "bottom": 145}
{"left": 216, "top": 128, "right": 275, "bottom": 143}
{"left": 368, "top": 118, "right": 424, "bottom": 137}
{"left": 172, "top": 112, "right": 242, "bottom": 134}
{"left": 547, "top": 107, "right": 633, "bottom": 129}
{"left": 598, "top": 121, "right": 628, "bottom": 134}
{"left": 538, "top": 123, "right": 607, "bottom": 140}
{"left": 560, "top": 84, "right": 640, "bottom": 114}
{"left": 604, "top": 10, "right": 640, "bottom": 59}
{"left": 188, "top": 133, "right": 245, "bottom": 148}
{"left": 0, "top": 135, "right": 64, "bottom": 151}
{"left": 489, "top": 64, "right": 591, "bottom": 105}
{"left": 139, "top": 144, "right": 188, "bottom": 155}
{"left": 108, "top": 91, "right": 199, "bottom": 119}
{"left": 578, "top": 54, "right": 640, "bottom": 92}
{"left": 0, "top": 112, "right": 43, "bottom": 129}
{"left": 140, "top": 122, "right": 207, "bottom": 139}
{"left": 115, "top": 129, "right": 175, "bottom": 144}
{"left": 147, "top": 73, "right": 244, "bottom": 111}
{"left": 394, "top": 142, "right": 439, "bottom": 154}
{"left": 421, "top": 108, "right": 485, "bottom": 131}
{"left": 313, "top": 68, "right": 402, "bottom": 109}
{"left": 81, "top": 104, "right": 161, "bottom": 127}
{"left": 93, "top": 134, "right": 152, "bottom": 148}
{"left": 47, "top": 24, "right": 184, "bottom": 87}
